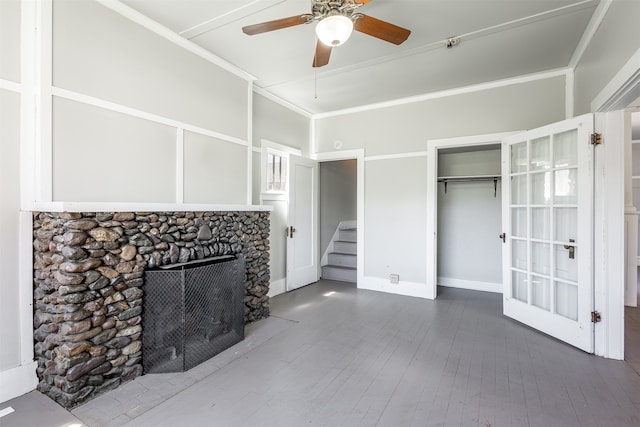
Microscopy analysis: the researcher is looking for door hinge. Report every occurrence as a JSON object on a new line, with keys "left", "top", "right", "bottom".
{"left": 590, "top": 133, "right": 602, "bottom": 145}
{"left": 591, "top": 311, "right": 602, "bottom": 323}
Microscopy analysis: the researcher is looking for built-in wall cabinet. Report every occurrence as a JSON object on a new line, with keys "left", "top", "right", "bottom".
{"left": 436, "top": 145, "right": 503, "bottom": 293}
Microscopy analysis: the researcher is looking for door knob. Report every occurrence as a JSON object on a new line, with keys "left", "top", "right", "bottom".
{"left": 499, "top": 233, "right": 506, "bottom": 243}
{"left": 289, "top": 226, "right": 296, "bottom": 238}
{"left": 563, "top": 244, "right": 575, "bottom": 259}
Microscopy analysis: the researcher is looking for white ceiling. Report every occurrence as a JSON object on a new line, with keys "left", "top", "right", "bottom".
{"left": 121, "top": 0, "right": 600, "bottom": 115}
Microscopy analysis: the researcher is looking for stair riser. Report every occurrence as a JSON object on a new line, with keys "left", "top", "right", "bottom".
{"left": 322, "top": 266, "right": 356, "bottom": 283}
{"left": 328, "top": 253, "right": 357, "bottom": 268}
{"left": 338, "top": 230, "right": 357, "bottom": 242}
{"left": 334, "top": 241, "right": 356, "bottom": 254}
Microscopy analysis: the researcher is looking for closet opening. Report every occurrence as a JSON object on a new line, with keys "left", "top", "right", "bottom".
{"left": 436, "top": 144, "right": 503, "bottom": 294}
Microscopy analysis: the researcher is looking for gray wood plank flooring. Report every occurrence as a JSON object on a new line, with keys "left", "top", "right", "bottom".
{"left": 3, "top": 280, "right": 640, "bottom": 426}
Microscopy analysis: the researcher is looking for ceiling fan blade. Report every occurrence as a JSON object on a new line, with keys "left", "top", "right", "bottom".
{"left": 354, "top": 14, "right": 411, "bottom": 45}
{"left": 242, "top": 14, "right": 311, "bottom": 36}
{"left": 313, "top": 40, "right": 332, "bottom": 67}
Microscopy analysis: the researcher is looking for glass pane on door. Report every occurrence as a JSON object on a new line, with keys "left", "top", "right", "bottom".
{"left": 504, "top": 114, "right": 593, "bottom": 353}
{"left": 554, "top": 208, "right": 577, "bottom": 242}
{"left": 511, "top": 142, "right": 527, "bottom": 173}
{"left": 530, "top": 136, "right": 551, "bottom": 171}
{"left": 554, "top": 130, "right": 578, "bottom": 168}
{"left": 554, "top": 169, "right": 577, "bottom": 204}
{"left": 555, "top": 281, "right": 578, "bottom": 320}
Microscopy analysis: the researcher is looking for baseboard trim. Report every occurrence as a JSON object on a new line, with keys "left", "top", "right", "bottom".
{"left": 359, "top": 276, "right": 431, "bottom": 299}
{"left": 438, "top": 276, "right": 502, "bottom": 294}
{"left": 267, "top": 278, "right": 286, "bottom": 298}
{"left": 0, "top": 362, "right": 38, "bottom": 403}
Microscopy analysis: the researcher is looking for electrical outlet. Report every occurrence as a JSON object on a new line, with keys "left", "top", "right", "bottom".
{"left": 389, "top": 274, "right": 399, "bottom": 284}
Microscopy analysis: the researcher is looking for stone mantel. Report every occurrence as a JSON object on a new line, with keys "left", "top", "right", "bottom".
{"left": 28, "top": 202, "right": 272, "bottom": 213}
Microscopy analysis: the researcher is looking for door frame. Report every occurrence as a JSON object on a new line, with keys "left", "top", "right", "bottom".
{"left": 312, "top": 149, "right": 365, "bottom": 286}
{"left": 590, "top": 47, "right": 640, "bottom": 359}
{"left": 426, "top": 132, "right": 520, "bottom": 300}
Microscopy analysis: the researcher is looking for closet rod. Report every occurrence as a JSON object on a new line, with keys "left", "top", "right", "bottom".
{"left": 438, "top": 176, "right": 501, "bottom": 197}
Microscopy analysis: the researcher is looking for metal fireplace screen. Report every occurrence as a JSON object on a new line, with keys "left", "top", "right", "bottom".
{"left": 143, "top": 255, "right": 245, "bottom": 373}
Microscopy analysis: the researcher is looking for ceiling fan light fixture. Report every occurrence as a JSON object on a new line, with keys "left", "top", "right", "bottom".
{"left": 315, "top": 15, "right": 353, "bottom": 47}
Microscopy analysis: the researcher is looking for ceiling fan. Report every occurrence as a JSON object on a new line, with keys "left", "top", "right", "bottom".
{"left": 242, "top": 0, "right": 411, "bottom": 67}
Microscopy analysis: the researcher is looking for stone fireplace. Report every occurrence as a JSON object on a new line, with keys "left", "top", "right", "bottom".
{"left": 32, "top": 210, "right": 270, "bottom": 408}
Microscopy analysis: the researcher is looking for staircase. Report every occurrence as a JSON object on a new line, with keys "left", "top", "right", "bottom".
{"left": 321, "top": 227, "right": 357, "bottom": 283}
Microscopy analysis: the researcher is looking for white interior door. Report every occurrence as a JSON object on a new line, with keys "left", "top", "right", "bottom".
{"left": 286, "top": 154, "right": 318, "bottom": 291}
{"left": 502, "top": 113, "right": 595, "bottom": 352}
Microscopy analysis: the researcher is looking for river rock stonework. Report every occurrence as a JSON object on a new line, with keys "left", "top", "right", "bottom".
{"left": 33, "top": 211, "right": 270, "bottom": 408}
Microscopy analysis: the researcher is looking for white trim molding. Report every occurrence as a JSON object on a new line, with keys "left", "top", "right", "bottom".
{"left": 29, "top": 201, "right": 273, "bottom": 213}
{"left": 437, "top": 277, "right": 502, "bottom": 294}
{"left": 365, "top": 152, "right": 428, "bottom": 162}
{"left": 175, "top": 128, "right": 184, "bottom": 204}
{"left": 51, "top": 87, "right": 249, "bottom": 148}
{"left": 568, "top": 0, "right": 613, "bottom": 69}
{"left": 95, "top": 0, "right": 255, "bottom": 82}
{"left": 426, "top": 131, "right": 520, "bottom": 301}
{"left": 360, "top": 276, "right": 430, "bottom": 299}
{"left": 267, "top": 278, "right": 286, "bottom": 298}
{"left": 0, "top": 79, "right": 21, "bottom": 93}
{"left": 314, "top": 68, "right": 570, "bottom": 119}
{"left": 592, "top": 47, "right": 640, "bottom": 113}
{"left": 253, "top": 86, "right": 314, "bottom": 119}
{"left": 0, "top": 361, "right": 38, "bottom": 404}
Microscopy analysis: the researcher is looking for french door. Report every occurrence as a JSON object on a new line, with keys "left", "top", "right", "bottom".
{"left": 286, "top": 154, "right": 319, "bottom": 291}
{"left": 502, "top": 114, "right": 595, "bottom": 352}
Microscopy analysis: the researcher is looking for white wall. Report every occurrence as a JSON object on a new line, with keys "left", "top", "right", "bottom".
{"left": 183, "top": 131, "right": 247, "bottom": 204}
{"left": 316, "top": 77, "right": 566, "bottom": 298}
{"left": 320, "top": 160, "right": 357, "bottom": 256}
{"left": 0, "top": 0, "right": 37, "bottom": 403}
{"left": 252, "top": 93, "right": 310, "bottom": 154}
{"left": 52, "top": 97, "right": 177, "bottom": 202}
{"left": 1, "top": 0, "right": 260, "bottom": 403}
{"left": 0, "top": 0, "right": 20, "bottom": 83}
{"left": 437, "top": 149, "right": 502, "bottom": 290}
{"left": 364, "top": 156, "right": 428, "bottom": 284}
{"left": 264, "top": 199, "right": 287, "bottom": 297}
{"left": 317, "top": 77, "right": 566, "bottom": 156}
{"left": 574, "top": 0, "right": 640, "bottom": 115}
{"left": 0, "top": 89, "right": 21, "bottom": 372}
{"left": 252, "top": 93, "right": 311, "bottom": 286}
{"left": 53, "top": 0, "right": 248, "bottom": 140}
{"left": 47, "top": 0, "right": 253, "bottom": 206}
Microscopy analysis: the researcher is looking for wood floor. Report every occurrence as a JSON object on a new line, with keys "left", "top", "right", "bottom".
{"left": 2, "top": 280, "right": 640, "bottom": 426}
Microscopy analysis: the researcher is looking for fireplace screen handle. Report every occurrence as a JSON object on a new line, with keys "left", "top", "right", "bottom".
{"left": 288, "top": 226, "right": 296, "bottom": 238}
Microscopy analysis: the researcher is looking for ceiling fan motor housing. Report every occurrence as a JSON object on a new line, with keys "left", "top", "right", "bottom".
{"left": 312, "top": 0, "right": 364, "bottom": 21}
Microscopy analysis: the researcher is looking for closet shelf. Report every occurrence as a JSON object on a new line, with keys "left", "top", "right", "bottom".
{"left": 438, "top": 175, "right": 502, "bottom": 197}
{"left": 437, "top": 174, "right": 501, "bottom": 181}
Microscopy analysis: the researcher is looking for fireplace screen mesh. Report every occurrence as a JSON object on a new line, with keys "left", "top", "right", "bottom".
{"left": 143, "top": 255, "right": 245, "bottom": 373}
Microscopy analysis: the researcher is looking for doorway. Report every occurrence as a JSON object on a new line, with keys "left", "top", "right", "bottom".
{"left": 625, "top": 106, "right": 640, "bottom": 372}
{"left": 436, "top": 144, "right": 503, "bottom": 294}
{"left": 319, "top": 159, "right": 358, "bottom": 283}
{"left": 427, "top": 132, "right": 517, "bottom": 300}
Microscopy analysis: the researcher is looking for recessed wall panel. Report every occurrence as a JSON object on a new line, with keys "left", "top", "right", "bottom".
{"left": 0, "top": 89, "right": 21, "bottom": 370}
{"left": 183, "top": 131, "right": 247, "bottom": 204}
{"left": 53, "top": 0, "right": 248, "bottom": 140}
{"left": 52, "top": 97, "right": 176, "bottom": 202}
{"left": 0, "top": 0, "right": 21, "bottom": 82}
